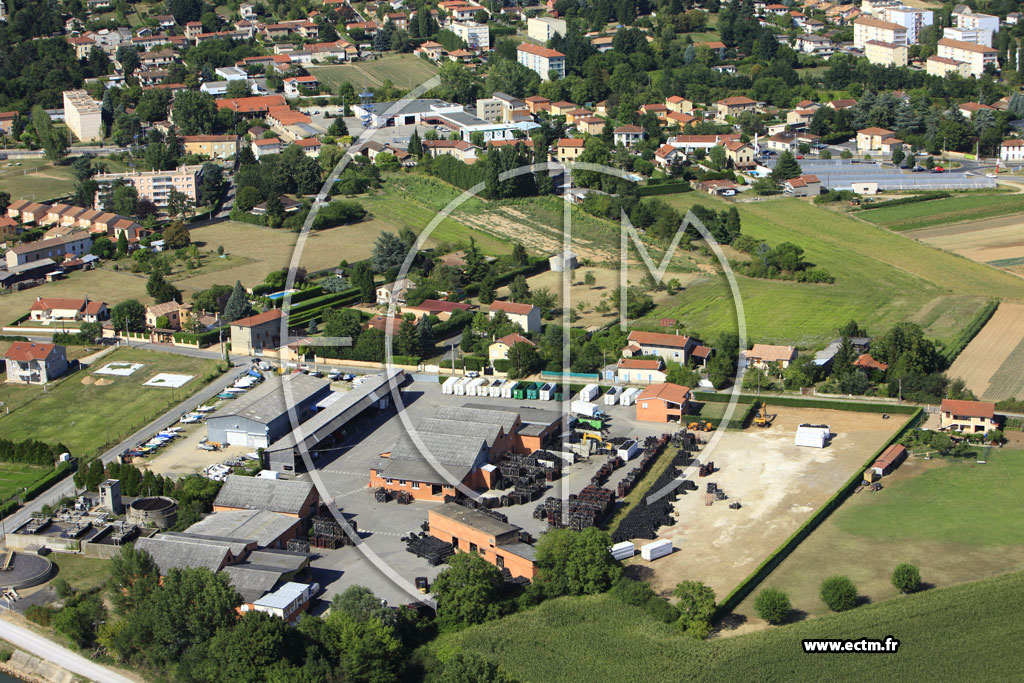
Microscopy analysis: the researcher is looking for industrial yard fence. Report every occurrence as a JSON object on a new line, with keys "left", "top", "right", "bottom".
{"left": 711, "top": 403, "right": 923, "bottom": 621}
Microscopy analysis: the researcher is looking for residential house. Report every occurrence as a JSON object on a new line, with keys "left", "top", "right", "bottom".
{"left": 6, "top": 233, "right": 92, "bottom": 268}
{"left": 181, "top": 134, "right": 239, "bottom": 159}
{"left": 283, "top": 75, "right": 319, "bottom": 98}
{"left": 423, "top": 139, "right": 479, "bottom": 162}
{"left": 555, "top": 138, "right": 585, "bottom": 163}
{"left": 294, "top": 138, "right": 321, "bottom": 158}
{"left": 488, "top": 332, "right": 535, "bottom": 365}
{"left": 3, "top": 342, "right": 68, "bottom": 385}
{"left": 402, "top": 299, "right": 471, "bottom": 321}
{"left": 715, "top": 96, "right": 762, "bottom": 121}
{"left": 958, "top": 102, "right": 994, "bottom": 119}
{"left": 576, "top": 116, "right": 605, "bottom": 135}
{"left": 654, "top": 144, "right": 685, "bottom": 169}
{"left": 616, "top": 358, "right": 668, "bottom": 385}
{"left": 613, "top": 125, "right": 643, "bottom": 147}
{"left": 695, "top": 179, "right": 739, "bottom": 195}
{"left": 1000, "top": 140, "right": 1024, "bottom": 163}
{"left": 665, "top": 95, "right": 693, "bottom": 115}
{"left": 635, "top": 383, "right": 692, "bottom": 423}
{"left": 29, "top": 297, "right": 107, "bottom": 323}
{"left": 376, "top": 278, "right": 415, "bottom": 306}
{"left": 146, "top": 301, "right": 186, "bottom": 329}
{"left": 857, "top": 127, "right": 896, "bottom": 151}
{"left": 229, "top": 309, "right": 285, "bottom": 355}
{"left": 488, "top": 301, "right": 541, "bottom": 334}
{"left": 414, "top": 41, "right": 443, "bottom": 61}
{"left": 621, "top": 330, "right": 695, "bottom": 364}
{"left": 524, "top": 95, "right": 550, "bottom": 114}
{"left": 724, "top": 140, "right": 755, "bottom": 167}
{"left": 939, "top": 399, "right": 998, "bottom": 434}
{"left": 782, "top": 174, "right": 822, "bottom": 196}
{"left": 252, "top": 137, "right": 283, "bottom": 159}
{"left": 745, "top": 344, "right": 797, "bottom": 370}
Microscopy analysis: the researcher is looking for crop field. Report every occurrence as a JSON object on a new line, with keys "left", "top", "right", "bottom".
{"left": 309, "top": 54, "right": 438, "bottom": 91}
{"left": 947, "top": 303, "right": 1024, "bottom": 400}
{"left": 910, "top": 294, "right": 992, "bottom": 345}
{"left": 432, "top": 569, "right": 1024, "bottom": 682}
{"left": 908, "top": 213, "right": 1024, "bottom": 274}
{"left": 0, "top": 269, "right": 149, "bottom": 327}
{"left": 0, "top": 161, "right": 77, "bottom": 200}
{"left": 857, "top": 193, "right": 1024, "bottom": 232}
{"left": 648, "top": 196, "right": 1024, "bottom": 346}
{"left": 0, "top": 348, "right": 220, "bottom": 459}
{"left": 732, "top": 449, "right": 1024, "bottom": 627}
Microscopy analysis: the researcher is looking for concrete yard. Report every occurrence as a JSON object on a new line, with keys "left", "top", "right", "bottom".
{"left": 629, "top": 407, "right": 901, "bottom": 600}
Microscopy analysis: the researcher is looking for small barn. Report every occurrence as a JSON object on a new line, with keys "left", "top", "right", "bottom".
{"left": 871, "top": 443, "right": 907, "bottom": 477}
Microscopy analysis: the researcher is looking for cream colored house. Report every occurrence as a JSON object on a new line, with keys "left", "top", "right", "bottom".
{"left": 939, "top": 399, "right": 998, "bottom": 434}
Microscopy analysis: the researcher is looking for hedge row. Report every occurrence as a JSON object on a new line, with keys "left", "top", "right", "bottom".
{"left": 463, "top": 257, "right": 549, "bottom": 297}
{"left": 22, "top": 462, "right": 75, "bottom": 503}
{"left": 637, "top": 182, "right": 692, "bottom": 196}
{"left": 713, "top": 407, "right": 923, "bottom": 620}
{"left": 852, "top": 190, "right": 950, "bottom": 211}
{"left": 174, "top": 326, "right": 228, "bottom": 347}
{"left": 941, "top": 300, "right": 998, "bottom": 367}
{"left": 692, "top": 391, "right": 918, "bottom": 414}
{"left": 0, "top": 499, "right": 18, "bottom": 520}
{"left": 229, "top": 206, "right": 269, "bottom": 226}
{"left": 0, "top": 335, "right": 29, "bottom": 342}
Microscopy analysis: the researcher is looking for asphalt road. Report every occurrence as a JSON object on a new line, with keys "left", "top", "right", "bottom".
{"left": 0, "top": 618, "right": 135, "bottom": 683}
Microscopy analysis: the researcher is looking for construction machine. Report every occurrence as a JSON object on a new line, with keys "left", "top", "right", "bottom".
{"left": 753, "top": 402, "right": 774, "bottom": 428}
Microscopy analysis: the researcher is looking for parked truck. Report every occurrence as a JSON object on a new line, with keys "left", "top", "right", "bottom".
{"left": 571, "top": 401, "right": 604, "bottom": 418}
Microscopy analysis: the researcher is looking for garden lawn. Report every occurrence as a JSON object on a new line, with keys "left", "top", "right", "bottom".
{"left": 432, "top": 570, "right": 1024, "bottom": 682}
{"left": 0, "top": 348, "right": 221, "bottom": 459}
{"left": 857, "top": 193, "right": 1024, "bottom": 231}
{"left": 648, "top": 196, "right": 1024, "bottom": 346}
{"left": 731, "top": 449, "right": 1024, "bottom": 625}
{"left": 308, "top": 54, "right": 438, "bottom": 91}
{"left": 0, "top": 269, "right": 149, "bottom": 327}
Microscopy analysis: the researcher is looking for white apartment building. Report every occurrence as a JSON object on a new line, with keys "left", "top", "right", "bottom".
{"left": 937, "top": 37, "right": 997, "bottom": 77}
{"left": 853, "top": 16, "right": 907, "bottom": 49}
{"left": 62, "top": 90, "right": 102, "bottom": 142}
{"left": 452, "top": 21, "right": 490, "bottom": 50}
{"left": 952, "top": 6, "right": 999, "bottom": 34}
{"left": 517, "top": 42, "right": 566, "bottom": 81}
{"left": 943, "top": 25, "right": 993, "bottom": 48}
{"left": 882, "top": 5, "right": 932, "bottom": 44}
{"left": 527, "top": 17, "right": 566, "bottom": 42}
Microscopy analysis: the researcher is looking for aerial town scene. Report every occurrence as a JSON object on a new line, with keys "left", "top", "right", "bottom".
{"left": 0, "top": 0, "right": 1020, "bottom": 679}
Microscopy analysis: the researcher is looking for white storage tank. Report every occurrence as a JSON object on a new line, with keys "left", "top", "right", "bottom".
{"left": 441, "top": 376, "right": 459, "bottom": 395}
{"left": 466, "top": 377, "right": 487, "bottom": 396}
{"left": 609, "top": 541, "right": 635, "bottom": 561}
{"left": 502, "top": 381, "right": 518, "bottom": 399}
{"left": 604, "top": 386, "right": 622, "bottom": 405}
{"left": 489, "top": 379, "right": 505, "bottom": 397}
{"left": 620, "top": 387, "right": 640, "bottom": 406}
{"left": 539, "top": 383, "right": 556, "bottom": 400}
{"left": 454, "top": 377, "right": 472, "bottom": 396}
{"left": 579, "top": 384, "right": 600, "bottom": 402}
{"left": 640, "top": 539, "right": 673, "bottom": 561}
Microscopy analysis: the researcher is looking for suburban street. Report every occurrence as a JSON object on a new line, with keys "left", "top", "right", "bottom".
{"left": 0, "top": 618, "right": 135, "bottom": 683}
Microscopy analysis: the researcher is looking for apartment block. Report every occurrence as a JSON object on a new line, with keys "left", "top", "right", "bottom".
{"left": 865, "top": 40, "right": 908, "bottom": 66}
{"left": 526, "top": 17, "right": 566, "bottom": 42}
{"left": 882, "top": 6, "right": 932, "bottom": 44}
{"left": 937, "top": 37, "right": 997, "bottom": 77}
{"left": 62, "top": 90, "right": 102, "bottom": 142}
{"left": 853, "top": 16, "right": 907, "bottom": 49}
{"left": 926, "top": 54, "right": 972, "bottom": 77}
{"left": 452, "top": 21, "right": 490, "bottom": 50}
{"left": 517, "top": 42, "right": 566, "bottom": 81}
{"left": 94, "top": 165, "right": 202, "bottom": 208}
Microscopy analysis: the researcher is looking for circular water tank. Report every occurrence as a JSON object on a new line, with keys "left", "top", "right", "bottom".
{"left": 126, "top": 497, "right": 178, "bottom": 529}
{"left": 0, "top": 552, "right": 54, "bottom": 590}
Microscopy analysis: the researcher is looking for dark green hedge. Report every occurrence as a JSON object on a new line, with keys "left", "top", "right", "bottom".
{"left": 493, "top": 359, "right": 510, "bottom": 372}
{"left": 22, "top": 462, "right": 75, "bottom": 503}
{"left": 713, "top": 408, "right": 923, "bottom": 620}
{"left": 853, "top": 191, "right": 950, "bottom": 212}
{"left": 637, "top": 181, "right": 692, "bottom": 196}
{"left": 693, "top": 391, "right": 918, "bottom": 414}
{"left": 0, "top": 499, "right": 19, "bottom": 520}
{"left": 463, "top": 257, "right": 548, "bottom": 297}
{"left": 0, "top": 334, "right": 29, "bottom": 342}
{"left": 174, "top": 326, "right": 228, "bottom": 347}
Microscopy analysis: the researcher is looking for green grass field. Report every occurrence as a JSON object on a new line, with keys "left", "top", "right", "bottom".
{"left": 857, "top": 193, "right": 1024, "bottom": 231}
{"left": 49, "top": 553, "right": 113, "bottom": 592}
{"left": 648, "top": 196, "right": 1024, "bottom": 346}
{"left": 0, "top": 161, "right": 76, "bottom": 201}
{"left": 731, "top": 449, "right": 1024, "bottom": 624}
{"left": 0, "top": 348, "right": 220, "bottom": 459}
{"left": 0, "top": 462, "right": 51, "bottom": 503}
{"left": 309, "top": 54, "right": 438, "bottom": 91}
{"left": 431, "top": 569, "right": 1024, "bottom": 681}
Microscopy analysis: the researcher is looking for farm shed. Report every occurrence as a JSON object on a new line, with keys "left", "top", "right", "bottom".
{"left": 795, "top": 424, "right": 831, "bottom": 448}
{"left": 871, "top": 443, "right": 907, "bottom": 477}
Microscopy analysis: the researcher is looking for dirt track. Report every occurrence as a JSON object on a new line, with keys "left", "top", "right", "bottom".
{"left": 627, "top": 407, "right": 899, "bottom": 600}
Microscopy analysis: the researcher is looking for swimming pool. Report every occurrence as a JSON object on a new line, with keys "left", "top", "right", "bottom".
{"left": 266, "top": 289, "right": 297, "bottom": 301}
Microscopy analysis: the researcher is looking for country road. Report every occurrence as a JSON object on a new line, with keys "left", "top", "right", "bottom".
{"left": 0, "top": 618, "right": 136, "bottom": 683}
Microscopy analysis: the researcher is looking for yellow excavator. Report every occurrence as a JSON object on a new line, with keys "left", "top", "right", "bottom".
{"left": 753, "top": 402, "right": 774, "bottom": 428}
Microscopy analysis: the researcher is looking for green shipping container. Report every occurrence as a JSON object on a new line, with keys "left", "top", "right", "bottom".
{"left": 526, "top": 382, "right": 540, "bottom": 400}
{"left": 512, "top": 383, "right": 526, "bottom": 400}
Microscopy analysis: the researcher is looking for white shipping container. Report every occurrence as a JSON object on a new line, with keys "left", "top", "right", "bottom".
{"left": 620, "top": 387, "right": 640, "bottom": 406}
{"left": 441, "top": 376, "right": 459, "bottom": 395}
{"left": 502, "top": 381, "right": 518, "bottom": 399}
{"left": 454, "top": 377, "right": 472, "bottom": 396}
{"left": 603, "top": 386, "right": 622, "bottom": 405}
{"left": 640, "top": 539, "right": 673, "bottom": 561}
{"left": 795, "top": 425, "right": 830, "bottom": 448}
{"left": 579, "top": 384, "right": 600, "bottom": 402}
{"left": 609, "top": 541, "right": 635, "bottom": 561}
{"left": 489, "top": 379, "right": 505, "bottom": 397}
{"left": 617, "top": 439, "right": 639, "bottom": 461}
{"left": 466, "top": 378, "right": 487, "bottom": 396}
{"left": 539, "top": 383, "right": 556, "bottom": 400}
{"left": 571, "top": 400, "right": 600, "bottom": 418}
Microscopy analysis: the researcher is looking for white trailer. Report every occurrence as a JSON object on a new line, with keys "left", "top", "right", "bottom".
{"left": 502, "top": 381, "right": 518, "bottom": 399}
{"left": 603, "top": 386, "right": 622, "bottom": 406}
{"left": 640, "top": 538, "right": 673, "bottom": 561}
{"left": 441, "top": 376, "right": 459, "bottom": 395}
{"left": 571, "top": 401, "right": 601, "bottom": 418}
{"left": 619, "top": 387, "right": 640, "bottom": 406}
{"left": 489, "top": 379, "right": 505, "bottom": 397}
{"left": 454, "top": 377, "right": 472, "bottom": 396}
{"left": 609, "top": 541, "right": 635, "bottom": 561}
{"left": 466, "top": 377, "right": 487, "bottom": 396}
{"left": 539, "top": 383, "right": 557, "bottom": 400}
{"left": 579, "top": 384, "right": 600, "bottom": 402}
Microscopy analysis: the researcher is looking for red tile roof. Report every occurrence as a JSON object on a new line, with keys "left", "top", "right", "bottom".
{"left": 4, "top": 341, "right": 57, "bottom": 361}
{"left": 517, "top": 42, "right": 565, "bottom": 58}
{"left": 489, "top": 300, "right": 536, "bottom": 316}
{"left": 627, "top": 330, "right": 692, "bottom": 349}
{"left": 853, "top": 353, "right": 888, "bottom": 371}
{"left": 230, "top": 308, "right": 284, "bottom": 328}
{"left": 940, "top": 399, "right": 995, "bottom": 419}
{"left": 495, "top": 332, "right": 534, "bottom": 348}
{"left": 636, "top": 383, "right": 691, "bottom": 404}
{"left": 617, "top": 358, "right": 663, "bottom": 370}
{"left": 748, "top": 344, "right": 796, "bottom": 362}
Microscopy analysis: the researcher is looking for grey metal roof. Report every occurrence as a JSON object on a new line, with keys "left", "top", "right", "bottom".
{"left": 500, "top": 541, "right": 537, "bottom": 561}
{"left": 386, "top": 430, "right": 487, "bottom": 468}
{"left": 373, "top": 457, "right": 470, "bottom": 484}
{"left": 221, "top": 564, "right": 283, "bottom": 602}
{"left": 434, "top": 404, "right": 519, "bottom": 432}
{"left": 159, "top": 531, "right": 251, "bottom": 556}
{"left": 254, "top": 581, "right": 307, "bottom": 609}
{"left": 245, "top": 548, "right": 310, "bottom": 571}
{"left": 135, "top": 534, "right": 236, "bottom": 574}
{"left": 185, "top": 510, "right": 299, "bottom": 547}
{"left": 417, "top": 417, "right": 502, "bottom": 447}
{"left": 431, "top": 502, "right": 519, "bottom": 538}
{"left": 213, "top": 475, "right": 315, "bottom": 515}
{"left": 210, "top": 373, "right": 328, "bottom": 425}
{"left": 373, "top": 98, "right": 451, "bottom": 116}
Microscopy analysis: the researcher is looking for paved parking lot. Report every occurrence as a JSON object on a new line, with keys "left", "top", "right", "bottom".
{"left": 299, "top": 378, "right": 684, "bottom": 606}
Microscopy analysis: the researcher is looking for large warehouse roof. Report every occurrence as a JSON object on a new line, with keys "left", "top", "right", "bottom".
{"left": 214, "top": 475, "right": 315, "bottom": 515}
{"left": 210, "top": 373, "right": 328, "bottom": 425}
{"left": 434, "top": 404, "right": 519, "bottom": 432}
{"left": 185, "top": 509, "right": 299, "bottom": 547}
